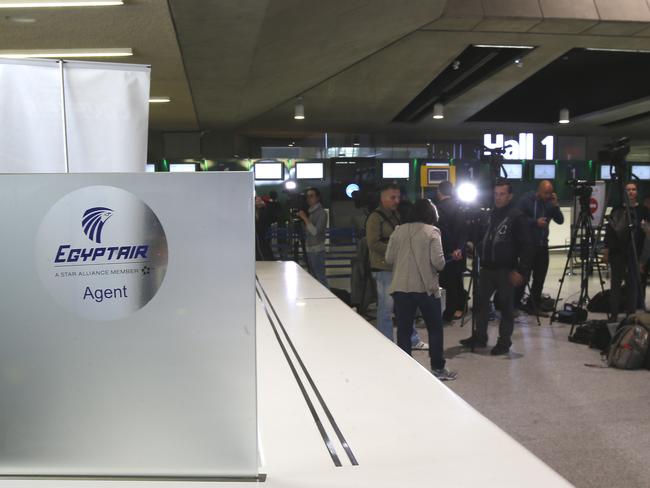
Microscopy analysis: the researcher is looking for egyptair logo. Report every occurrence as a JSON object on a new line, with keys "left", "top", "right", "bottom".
{"left": 82, "top": 207, "right": 114, "bottom": 244}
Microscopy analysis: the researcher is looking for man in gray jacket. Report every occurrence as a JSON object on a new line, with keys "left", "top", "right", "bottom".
{"left": 297, "top": 187, "right": 328, "bottom": 287}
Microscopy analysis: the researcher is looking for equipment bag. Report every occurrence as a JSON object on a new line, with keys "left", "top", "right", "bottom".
{"left": 538, "top": 294, "right": 555, "bottom": 313}
{"left": 557, "top": 303, "right": 588, "bottom": 324}
{"left": 569, "top": 320, "right": 610, "bottom": 350}
{"left": 607, "top": 323, "right": 650, "bottom": 370}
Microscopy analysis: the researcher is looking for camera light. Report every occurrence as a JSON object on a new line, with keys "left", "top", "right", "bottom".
{"left": 457, "top": 182, "right": 478, "bottom": 203}
{"left": 284, "top": 180, "right": 297, "bottom": 191}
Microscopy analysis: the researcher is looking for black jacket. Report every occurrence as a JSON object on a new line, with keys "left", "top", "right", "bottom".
{"left": 516, "top": 191, "right": 564, "bottom": 247}
{"left": 604, "top": 203, "right": 649, "bottom": 255}
{"left": 478, "top": 202, "right": 534, "bottom": 275}
{"left": 436, "top": 197, "right": 467, "bottom": 257}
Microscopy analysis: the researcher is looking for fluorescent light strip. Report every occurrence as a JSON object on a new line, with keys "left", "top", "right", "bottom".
{"left": 585, "top": 47, "right": 650, "bottom": 54}
{"left": 0, "top": 1, "right": 123, "bottom": 7}
{"left": 473, "top": 44, "right": 534, "bottom": 49}
{"left": 149, "top": 97, "right": 170, "bottom": 103}
{"left": 0, "top": 48, "right": 132, "bottom": 58}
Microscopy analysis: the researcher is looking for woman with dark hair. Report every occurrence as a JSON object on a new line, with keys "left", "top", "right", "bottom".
{"left": 385, "top": 199, "right": 456, "bottom": 381}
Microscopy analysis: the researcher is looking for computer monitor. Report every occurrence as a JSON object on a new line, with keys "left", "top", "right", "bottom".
{"left": 500, "top": 164, "right": 522, "bottom": 180}
{"left": 254, "top": 162, "right": 284, "bottom": 180}
{"left": 169, "top": 163, "right": 197, "bottom": 172}
{"left": 600, "top": 165, "right": 612, "bottom": 180}
{"left": 145, "top": 163, "right": 156, "bottom": 173}
{"left": 382, "top": 162, "right": 410, "bottom": 179}
{"left": 632, "top": 165, "right": 650, "bottom": 180}
{"left": 295, "top": 162, "right": 324, "bottom": 180}
{"left": 427, "top": 168, "right": 450, "bottom": 185}
{"left": 534, "top": 164, "right": 555, "bottom": 180}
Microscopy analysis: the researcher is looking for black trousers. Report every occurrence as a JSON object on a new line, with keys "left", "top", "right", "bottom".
{"left": 476, "top": 268, "right": 514, "bottom": 347}
{"left": 440, "top": 259, "right": 466, "bottom": 319}
{"left": 609, "top": 252, "right": 640, "bottom": 318}
{"left": 515, "top": 246, "right": 549, "bottom": 307}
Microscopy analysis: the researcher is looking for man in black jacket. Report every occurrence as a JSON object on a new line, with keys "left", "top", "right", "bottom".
{"left": 515, "top": 180, "right": 564, "bottom": 314}
{"left": 602, "top": 181, "right": 649, "bottom": 320}
{"left": 461, "top": 180, "right": 534, "bottom": 355}
{"left": 436, "top": 180, "right": 467, "bottom": 321}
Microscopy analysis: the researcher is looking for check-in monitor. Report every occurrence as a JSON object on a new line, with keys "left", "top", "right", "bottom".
{"left": 382, "top": 162, "right": 410, "bottom": 179}
{"left": 254, "top": 162, "right": 284, "bottom": 180}
{"left": 534, "top": 164, "right": 556, "bottom": 180}
{"left": 145, "top": 163, "right": 156, "bottom": 173}
{"left": 295, "top": 162, "right": 324, "bottom": 180}
{"left": 632, "top": 165, "right": 650, "bottom": 180}
{"left": 600, "top": 165, "right": 612, "bottom": 180}
{"left": 500, "top": 164, "right": 523, "bottom": 180}
{"left": 170, "top": 163, "right": 197, "bottom": 172}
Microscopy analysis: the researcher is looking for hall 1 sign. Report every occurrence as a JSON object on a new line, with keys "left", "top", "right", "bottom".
{"left": 483, "top": 133, "right": 554, "bottom": 161}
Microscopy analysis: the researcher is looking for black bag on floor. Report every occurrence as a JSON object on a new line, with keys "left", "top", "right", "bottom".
{"left": 538, "top": 294, "right": 555, "bottom": 312}
{"left": 587, "top": 289, "right": 610, "bottom": 313}
{"left": 569, "top": 319, "right": 611, "bottom": 352}
{"left": 557, "top": 303, "right": 588, "bottom": 324}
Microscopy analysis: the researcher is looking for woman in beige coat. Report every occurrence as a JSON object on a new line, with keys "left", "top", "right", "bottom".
{"left": 385, "top": 199, "right": 456, "bottom": 381}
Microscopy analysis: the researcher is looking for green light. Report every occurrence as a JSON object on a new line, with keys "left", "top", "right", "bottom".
{"left": 450, "top": 158, "right": 455, "bottom": 165}
{"left": 162, "top": 158, "right": 168, "bottom": 171}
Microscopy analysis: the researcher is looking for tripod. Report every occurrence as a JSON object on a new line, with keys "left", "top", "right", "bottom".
{"left": 288, "top": 216, "right": 311, "bottom": 273}
{"left": 549, "top": 190, "right": 605, "bottom": 336}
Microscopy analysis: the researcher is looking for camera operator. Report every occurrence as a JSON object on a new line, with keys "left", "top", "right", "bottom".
{"left": 515, "top": 180, "right": 564, "bottom": 315}
{"left": 436, "top": 180, "right": 467, "bottom": 322}
{"left": 296, "top": 187, "right": 328, "bottom": 287}
{"left": 460, "top": 180, "right": 533, "bottom": 355}
{"left": 602, "top": 181, "right": 649, "bottom": 319}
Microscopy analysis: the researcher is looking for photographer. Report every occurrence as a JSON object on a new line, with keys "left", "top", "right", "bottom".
{"left": 460, "top": 180, "right": 533, "bottom": 355}
{"left": 515, "top": 180, "right": 564, "bottom": 314}
{"left": 436, "top": 180, "right": 467, "bottom": 322}
{"left": 602, "top": 181, "right": 649, "bottom": 319}
{"left": 297, "top": 187, "right": 328, "bottom": 287}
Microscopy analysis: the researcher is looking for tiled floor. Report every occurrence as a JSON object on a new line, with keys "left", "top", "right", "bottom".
{"left": 333, "top": 254, "right": 650, "bottom": 488}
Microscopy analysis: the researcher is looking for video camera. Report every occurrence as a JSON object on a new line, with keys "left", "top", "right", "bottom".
{"left": 598, "top": 137, "right": 630, "bottom": 166}
{"left": 284, "top": 191, "right": 309, "bottom": 218}
{"left": 566, "top": 179, "right": 594, "bottom": 198}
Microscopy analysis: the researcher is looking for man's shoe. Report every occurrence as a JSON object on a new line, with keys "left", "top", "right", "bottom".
{"left": 459, "top": 336, "right": 487, "bottom": 348}
{"left": 432, "top": 368, "right": 457, "bottom": 381}
{"left": 412, "top": 340, "right": 429, "bottom": 351}
{"left": 490, "top": 343, "right": 510, "bottom": 356}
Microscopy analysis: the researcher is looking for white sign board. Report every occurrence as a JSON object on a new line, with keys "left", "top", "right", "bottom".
{"left": 0, "top": 173, "right": 258, "bottom": 479}
{"left": 484, "top": 132, "right": 554, "bottom": 160}
{"left": 591, "top": 180, "right": 607, "bottom": 225}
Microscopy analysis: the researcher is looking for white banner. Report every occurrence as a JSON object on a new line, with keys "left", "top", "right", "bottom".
{"left": 0, "top": 59, "right": 65, "bottom": 172}
{"left": 591, "top": 180, "right": 607, "bottom": 225}
{"left": 64, "top": 61, "right": 150, "bottom": 172}
{"left": 0, "top": 59, "right": 150, "bottom": 173}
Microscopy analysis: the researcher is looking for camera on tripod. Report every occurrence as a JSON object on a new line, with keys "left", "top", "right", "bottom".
{"left": 598, "top": 137, "right": 630, "bottom": 166}
{"left": 285, "top": 191, "right": 309, "bottom": 219}
{"left": 566, "top": 179, "right": 594, "bottom": 199}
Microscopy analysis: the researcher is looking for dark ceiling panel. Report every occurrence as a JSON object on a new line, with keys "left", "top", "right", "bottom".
{"left": 469, "top": 48, "right": 650, "bottom": 123}
{"left": 392, "top": 45, "right": 533, "bottom": 123}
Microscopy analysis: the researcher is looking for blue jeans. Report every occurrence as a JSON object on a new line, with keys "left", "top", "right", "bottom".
{"left": 372, "top": 271, "right": 420, "bottom": 345}
{"left": 307, "top": 251, "right": 328, "bottom": 287}
{"left": 393, "top": 292, "right": 445, "bottom": 370}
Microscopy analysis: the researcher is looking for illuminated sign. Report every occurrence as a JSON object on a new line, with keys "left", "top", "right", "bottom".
{"left": 483, "top": 133, "right": 554, "bottom": 161}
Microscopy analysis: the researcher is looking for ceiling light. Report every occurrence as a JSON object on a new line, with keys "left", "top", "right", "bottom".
{"left": 585, "top": 47, "right": 650, "bottom": 54}
{"left": 284, "top": 180, "right": 297, "bottom": 191}
{"left": 559, "top": 108, "right": 570, "bottom": 124}
{"left": 514, "top": 58, "right": 523, "bottom": 67}
{"left": 0, "top": 1, "right": 123, "bottom": 7}
{"left": 433, "top": 102, "right": 444, "bottom": 120}
{"left": 294, "top": 97, "right": 305, "bottom": 120}
{"left": 149, "top": 96, "right": 170, "bottom": 103}
{"left": 5, "top": 15, "right": 36, "bottom": 22}
{"left": 473, "top": 44, "right": 535, "bottom": 49}
{"left": 0, "top": 48, "right": 132, "bottom": 58}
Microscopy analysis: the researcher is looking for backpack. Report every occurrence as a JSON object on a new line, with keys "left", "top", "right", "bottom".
{"left": 607, "top": 321, "right": 650, "bottom": 369}
{"left": 569, "top": 319, "right": 611, "bottom": 352}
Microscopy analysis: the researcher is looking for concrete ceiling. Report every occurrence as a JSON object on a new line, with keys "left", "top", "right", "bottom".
{"left": 4, "top": 0, "right": 650, "bottom": 139}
